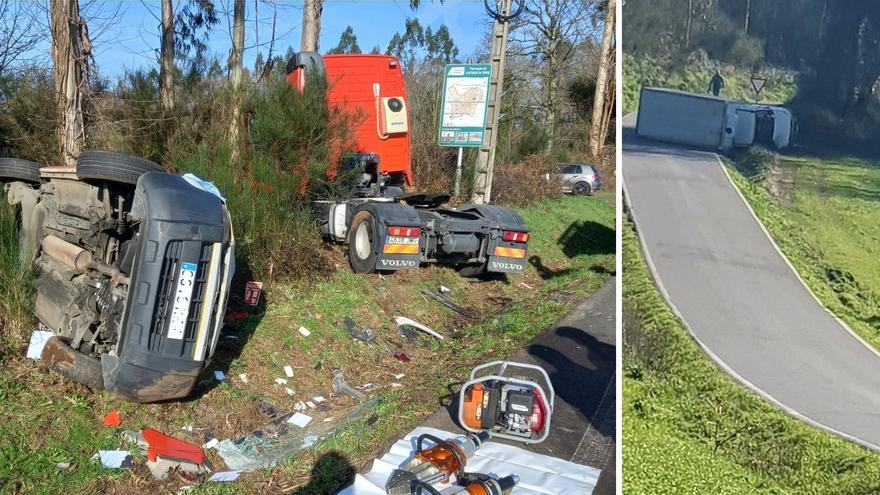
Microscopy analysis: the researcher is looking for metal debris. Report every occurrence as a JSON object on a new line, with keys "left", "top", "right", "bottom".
{"left": 394, "top": 316, "right": 444, "bottom": 340}
{"left": 331, "top": 368, "right": 366, "bottom": 400}
{"left": 344, "top": 317, "right": 375, "bottom": 343}
{"left": 419, "top": 289, "right": 476, "bottom": 318}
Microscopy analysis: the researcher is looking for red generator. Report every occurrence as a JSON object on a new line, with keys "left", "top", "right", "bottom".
{"left": 286, "top": 52, "right": 530, "bottom": 277}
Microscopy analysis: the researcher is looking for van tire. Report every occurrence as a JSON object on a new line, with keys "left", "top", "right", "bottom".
{"left": 0, "top": 158, "right": 42, "bottom": 183}
{"left": 77, "top": 151, "right": 164, "bottom": 185}
{"left": 348, "top": 210, "right": 378, "bottom": 273}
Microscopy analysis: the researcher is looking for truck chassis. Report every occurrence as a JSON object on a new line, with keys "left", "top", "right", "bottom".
{"left": 315, "top": 192, "right": 529, "bottom": 276}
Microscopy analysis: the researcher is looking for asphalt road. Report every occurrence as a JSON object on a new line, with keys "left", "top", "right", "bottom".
{"left": 422, "top": 277, "right": 617, "bottom": 494}
{"left": 622, "top": 115, "right": 880, "bottom": 450}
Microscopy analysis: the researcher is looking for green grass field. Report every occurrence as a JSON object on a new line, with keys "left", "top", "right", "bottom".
{"left": 0, "top": 194, "right": 614, "bottom": 494}
{"left": 726, "top": 155, "right": 880, "bottom": 352}
{"left": 623, "top": 225, "right": 880, "bottom": 494}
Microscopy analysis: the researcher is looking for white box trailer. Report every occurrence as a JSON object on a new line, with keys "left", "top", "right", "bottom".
{"left": 636, "top": 87, "right": 794, "bottom": 151}
{"left": 637, "top": 87, "right": 736, "bottom": 150}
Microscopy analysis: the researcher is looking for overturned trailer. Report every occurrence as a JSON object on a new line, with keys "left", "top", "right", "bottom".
{"left": 287, "top": 52, "right": 530, "bottom": 276}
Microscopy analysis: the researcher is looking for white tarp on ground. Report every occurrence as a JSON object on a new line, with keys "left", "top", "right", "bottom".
{"left": 338, "top": 427, "right": 600, "bottom": 495}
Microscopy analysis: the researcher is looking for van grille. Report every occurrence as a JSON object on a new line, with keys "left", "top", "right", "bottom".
{"left": 149, "top": 241, "right": 213, "bottom": 353}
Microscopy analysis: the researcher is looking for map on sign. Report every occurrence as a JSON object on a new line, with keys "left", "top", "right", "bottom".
{"left": 442, "top": 78, "right": 488, "bottom": 127}
{"left": 439, "top": 64, "right": 492, "bottom": 147}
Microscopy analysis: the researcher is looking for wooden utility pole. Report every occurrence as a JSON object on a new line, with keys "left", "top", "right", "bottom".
{"left": 589, "top": 0, "right": 615, "bottom": 157}
{"left": 300, "top": 0, "right": 322, "bottom": 52}
{"left": 160, "top": 0, "right": 175, "bottom": 113}
{"left": 471, "top": 0, "right": 512, "bottom": 205}
{"left": 228, "top": 0, "right": 245, "bottom": 165}
{"left": 50, "top": 0, "right": 90, "bottom": 167}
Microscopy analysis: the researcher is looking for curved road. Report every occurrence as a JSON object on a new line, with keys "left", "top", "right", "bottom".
{"left": 622, "top": 116, "right": 880, "bottom": 450}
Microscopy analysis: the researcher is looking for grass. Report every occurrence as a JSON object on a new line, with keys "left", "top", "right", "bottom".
{"left": 623, "top": 54, "right": 797, "bottom": 114}
{"left": 0, "top": 194, "right": 614, "bottom": 494}
{"left": 622, "top": 224, "right": 880, "bottom": 494}
{"left": 726, "top": 154, "right": 880, "bottom": 352}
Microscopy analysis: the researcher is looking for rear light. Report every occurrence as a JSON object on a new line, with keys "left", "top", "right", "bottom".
{"left": 387, "top": 226, "right": 421, "bottom": 237}
{"left": 503, "top": 231, "right": 529, "bottom": 243}
{"left": 492, "top": 246, "right": 526, "bottom": 259}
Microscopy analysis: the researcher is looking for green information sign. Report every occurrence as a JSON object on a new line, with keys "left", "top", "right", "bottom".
{"left": 438, "top": 64, "right": 492, "bottom": 147}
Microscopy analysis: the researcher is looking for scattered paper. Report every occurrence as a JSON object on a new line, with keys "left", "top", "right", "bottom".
{"left": 298, "top": 326, "right": 311, "bottom": 337}
{"left": 274, "top": 378, "right": 288, "bottom": 385}
{"left": 294, "top": 401, "right": 307, "bottom": 411}
{"left": 287, "top": 412, "right": 313, "bottom": 428}
{"left": 284, "top": 365, "right": 294, "bottom": 378}
{"left": 323, "top": 417, "right": 334, "bottom": 423}
{"left": 203, "top": 438, "right": 220, "bottom": 449}
{"left": 393, "top": 374, "right": 405, "bottom": 380}
{"left": 312, "top": 396, "right": 325, "bottom": 403}
{"left": 392, "top": 383, "right": 402, "bottom": 388}
{"left": 305, "top": 401, "right": 316, "bottom": 409}
{"left": 26, "top": 331, "right": 54, "bottom": 360}
{"left": 214, "top": 370, "right": 225, "bottom": 381}
{"left": 238, "top": 373, "right": 248, "bottom": 383}
{"left": 181, "top": 425, "right": 194, "bottom": 433}
{"left": 439, "top": 285, "right": 451, "bottom": 294}
{"left": 96, "top": 450, "right": 132, "bottom": 469}
{"left": 285, "top": 387, "right": 296, "bottom": 396}
{"left": 209, "top": 471, "right": 240, "bottom": 482}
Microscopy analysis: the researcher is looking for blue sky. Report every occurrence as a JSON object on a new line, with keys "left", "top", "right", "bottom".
{"left": 83, "top": 1, "right": 489, "bottom": 78}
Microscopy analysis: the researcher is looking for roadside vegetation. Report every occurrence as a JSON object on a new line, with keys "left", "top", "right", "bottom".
{"left": 623, "top": 225, "right": 880, "bottom": 494}
{"left": 622, "top": 54, "right": 796, "bottom": 114}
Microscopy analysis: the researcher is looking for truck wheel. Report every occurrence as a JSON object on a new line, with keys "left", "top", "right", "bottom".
{"left": 0, "top": 158, "right": 41, "bottom": 183}
{"left": 77, "top": 150, "right": 164, "bottom": 185}
{"left": 348, "top": 210, "right": 378, "bottom": 273}
{"left": 574, "top": 181, "right": 592, "bottom": 196}
{"left": 457, "top": 262, "right": 487, "bottom": 277}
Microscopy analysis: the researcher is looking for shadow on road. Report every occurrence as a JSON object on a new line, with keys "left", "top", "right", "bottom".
{"left": 527, "top": 326, "right": 615, "bottom": 422}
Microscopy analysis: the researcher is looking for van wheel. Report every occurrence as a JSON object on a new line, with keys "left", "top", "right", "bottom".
{"left": 0, "top": 158, "right": 42, "bottom": 183}
{"left": 348, "top": 210, "right": 378, "bottom": 273}
{"left": 574, "top": 181, "right": 592, "bottom": 196}
{"left": 77, "top": 151, "right": 164, "bottom": 185}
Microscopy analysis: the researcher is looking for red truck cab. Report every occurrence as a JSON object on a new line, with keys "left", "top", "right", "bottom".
{"left": 286, "top": 53, "right": 414, "bottom": 187}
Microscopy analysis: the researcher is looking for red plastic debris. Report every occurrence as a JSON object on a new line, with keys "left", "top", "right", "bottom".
{"left": 224, "top": 311, "right": 249, "bottom": 322}
{"left": 393, "top": 351, "right": 411, "bottom": 363}
{"left": 141, "top": 428, "right": 205, "bottom": 464}
{"left": 102, "top": 409, "right": 122, "bottom": 427}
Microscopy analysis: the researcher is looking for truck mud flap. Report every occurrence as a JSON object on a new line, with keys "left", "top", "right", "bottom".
{"left": 487, "top": 256, "right": 527, "bottom": 274}
{"left": 375, "top": 253, "right": 421, "bottom": 271}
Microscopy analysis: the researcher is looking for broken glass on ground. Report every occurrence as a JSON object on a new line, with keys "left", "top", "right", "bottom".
{"left": 216, "top": 399, "right": 378, "bottom": 472}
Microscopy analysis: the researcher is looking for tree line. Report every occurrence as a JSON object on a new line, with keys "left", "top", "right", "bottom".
{"left": 624, "top": 0, "right": 880, "bottom": 122}
{"left": 0, "top": 0, "right": 614, "bottom": 183}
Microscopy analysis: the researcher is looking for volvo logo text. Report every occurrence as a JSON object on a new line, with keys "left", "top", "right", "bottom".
{"left": 380, "top": 259, "right": 418, "bottom": 268}
{"left": 491, "top": 261, "right": 524, "bottom": 271}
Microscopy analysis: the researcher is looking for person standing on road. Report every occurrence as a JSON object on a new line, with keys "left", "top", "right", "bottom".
{"left": 709, "top": 70, "right": 725, "bottom": 96}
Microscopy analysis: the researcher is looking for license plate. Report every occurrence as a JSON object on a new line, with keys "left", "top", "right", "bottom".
{"left": 167, "top": 262, "right": 198, "bottom": 340}
{"left": 385, "top": 235, "right": 419, "bottom": 245}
